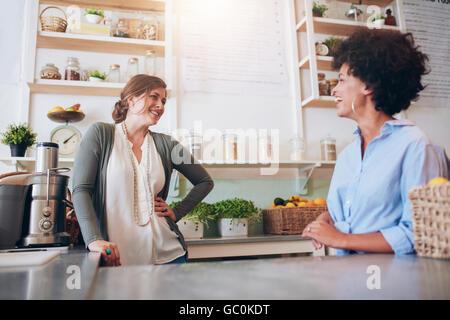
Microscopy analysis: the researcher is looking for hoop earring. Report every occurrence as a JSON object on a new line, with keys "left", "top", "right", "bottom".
{"left": 351, "top": 98, "right": 358, "bottom": 116}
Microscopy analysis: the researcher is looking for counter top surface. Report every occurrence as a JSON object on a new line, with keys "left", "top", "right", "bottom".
{"left": 0, "top": 248, "right": 100, "bottom": 299}
{"left": 90, "top": 253, "right": 450, "bottom": 300}
{"left": 1, "top": 249, "right": 449, "bottom": 300}
{"left": 186, "top": 234, "right": 305, "bottom": 245}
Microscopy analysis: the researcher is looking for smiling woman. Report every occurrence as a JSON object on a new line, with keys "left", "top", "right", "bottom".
{"left": 72, "top": 74, "right": 214, "bottom": 266}
{"left": 301, "top": 28, "right": 449, "bottom": 256}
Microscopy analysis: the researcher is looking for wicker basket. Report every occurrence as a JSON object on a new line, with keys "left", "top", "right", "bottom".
{"left": 40, "top": 6, "right": 67, "bottom": 33}
{"left": 408, "top": 182, "right": 450, "bottom": 259}
{"left": 263, "top": 206, "right": 326, "bottom": 235}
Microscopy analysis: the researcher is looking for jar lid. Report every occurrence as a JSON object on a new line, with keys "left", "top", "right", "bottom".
{"left": 321, "top": 135, "right": 336, "bottom": 144}
{"left": 146, "top": 49, "right": 156, "bottom": 55}
{"left": 318, "top": 73, "right": 326, "bottom": 81}
{"left": 41, "top": 63, "right": 59, "bottom": 72}
{"left": 110, "top": 64, "right": 120, "bottom": 69}
{"left": 128, "top": 57, "right": 138, "bottom": 63}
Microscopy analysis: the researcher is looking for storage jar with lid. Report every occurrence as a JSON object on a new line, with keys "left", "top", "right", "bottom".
{"left": 64, "top": 57, "right": 81, "bottom": 81}
{"left": 107, "top": 64, "right": 120, "bottom": 82}
{"left": 113, "top": 20, "right": 130, "bottom": 38}
{"left": 223, "top": 133, "right": 238, "bottom": 162}
{"left": 126, "top": 57, "right": 139, "bottom": 81}
{"left": 318, "top": 73, "right": 328, "bottom": 96}
{"left": 258, "top": 135, "right": 273, "bottom": 163}
{"left": 144, "top": 50, "right": 156, "bottom": 76}
{"left": 40, "top": 63, "right": 62, "bottom": 80}
{"left": 188, "top": 131, "right": 203, "bottom": 161}
{"left": 320, "top": 135, "right": 336, "bottom": 161}
{"left": 290, "top": 137, "right": 305, "bottom": 161}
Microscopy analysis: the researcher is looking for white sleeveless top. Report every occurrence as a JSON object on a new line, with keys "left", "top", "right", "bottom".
{"left": 105, "top": 124, "right": 185, "bottom": 265}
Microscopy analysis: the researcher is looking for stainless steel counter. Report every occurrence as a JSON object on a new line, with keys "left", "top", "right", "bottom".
{"left": 0, "top": 249, "right": 100, "bottom": 299}
{"left": 89, "top": 253, "right": 450, "bottom": 299}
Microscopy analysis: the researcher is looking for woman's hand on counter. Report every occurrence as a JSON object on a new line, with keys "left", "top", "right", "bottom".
{"left": 302, "top": 220, "right": 346, "bottom": 249}
{"left": 308, "top": 211, "right": 334, "bottom": 249}
{"left": 88, "top": 240, "right": 121, "bottom": 267}
{"left": 154, "top": 196, "right": 176, "bottom": 221}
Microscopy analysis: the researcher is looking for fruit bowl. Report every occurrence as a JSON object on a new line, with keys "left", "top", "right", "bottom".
{"left": 47, "top": 110, "right": 85, "bottom": 123}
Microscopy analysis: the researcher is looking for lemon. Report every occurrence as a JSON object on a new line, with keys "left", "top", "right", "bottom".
{"left": 313, "top": 197, "right": 327, "bottom": 206}
{"left": 297, "top": 202, "right": 307, "bottom": 207}
{"left": 428, "top": 177, "right": 448, "bottom": 185}
{"left": 285, "top": 202, "right": 296, "bottom": 208}
{"left": 47, "top": 106, "right": 64, "bottom": 113}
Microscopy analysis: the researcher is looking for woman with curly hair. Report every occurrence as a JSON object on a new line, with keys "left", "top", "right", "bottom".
{"left": 302, "top": 28, "right": 449, "bottom": 255}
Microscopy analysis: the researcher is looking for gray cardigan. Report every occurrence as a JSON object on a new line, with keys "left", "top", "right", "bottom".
{"left": 71, "top": 122, "right": 214, "bottom": 253}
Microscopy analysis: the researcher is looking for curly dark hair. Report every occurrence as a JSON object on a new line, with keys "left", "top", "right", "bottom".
{"left": 331, "top": 28, "right": 430, "bottom": 115}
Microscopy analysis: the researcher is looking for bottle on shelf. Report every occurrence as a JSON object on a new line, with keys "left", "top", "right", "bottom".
{"left": 126, "top": 57, "right": 139, "bottom": 81}
{"left": 144, "top": 50, "right": 156, "bottom": 76}
{"left": 107, "top": 64, "right": 120, "bottom": 83}
{"left": 320, "top": 135, "right": 336, "bottom": 161}
{"left": 64, "top": 57, "right": 81, "bottom": 81}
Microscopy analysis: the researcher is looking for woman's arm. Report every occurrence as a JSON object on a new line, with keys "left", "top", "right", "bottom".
{"left": 302, "top": 220, "right": 393, "bottom": 253}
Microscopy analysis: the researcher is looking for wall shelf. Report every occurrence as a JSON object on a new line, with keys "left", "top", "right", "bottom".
{"left": 336, "top": 0, "right": 395, "bottom": 7}
{"left": 37, "top": 31, "right": 165, "bottom": 56}
{"left": 297, "top": 16, "right": 400, "bottom": 36}
{"left": 28, "top": 79, "right": 124, "bottom": 96}
{"left": 299, "top": 56, "right": 334, "bottom": 71}
{"left": 301, "top": 96, "right": 336, "bottom": 108}
{"left": 39, "top": 0, "right": 165, "bottom": 12}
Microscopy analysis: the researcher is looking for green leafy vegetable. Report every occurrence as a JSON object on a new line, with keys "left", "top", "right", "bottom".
{"left": 84, "top": 7, "right": 104, "bottom": 17}
{"left": 89, "top": 70, "right": 107, "bottom": 80}
{"left": 212, "top": 198, "right": 261, "bottom": 223}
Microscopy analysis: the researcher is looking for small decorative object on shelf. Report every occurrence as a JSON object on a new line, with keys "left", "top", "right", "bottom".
{"left": 320, "top": 134, "right": 336, "bottom": 161}
{"left": 142, "top": 21, "right": 158, "bottom": 40}
{"left": 84, "top": 7, "right": 104, "bottom": 24}
{"left": 88, "top": 70, "right": 106, "bottom": 82}
{"left": 312, "top": 2, "right": 328, "bottom": 17}
{"left": 39, "top": 6, "right": 67, "bottom": 33}
{"left": 144, "top": 50, "right": 156, "bottom": 76}
{"left": 323, "top": 37, "right": 340, "bottom": 56}
{"left": 385, "top": 9, "right": 397, "bottom": 26}
{"left": 40, "top": 63, "right": 62, "bottom": 80}
{"left": 315, "top": 42, "right": 329, "bottom": 56}
{"left": 64, "top": 57, "right": 81, "bottom": 81}
{"left": 0, "top": 123, "right": 37, "bottom": 157}
{"left": 371, "top": 14, "right": 386, "bottom": 28}
{"left": 345, "top": 4, "right": 363, "bottom": 21}
{"left": 126, "top": 57, "right": 139, "bottom": 81}
{"left": 113, "top": 20, "right": 130, "bottom": 38}
{"left": 318, "top": 73, "right": 328, "bottom": 96}
{"left": 290, "top": 137, "right": 305, "bottom": 161}
{"left": 107, "top": 64, "right": 120, "bottom": 82}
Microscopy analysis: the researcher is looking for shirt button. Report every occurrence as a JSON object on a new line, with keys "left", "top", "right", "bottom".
{"left": 345, "top": 200, "right": 351, "bottom": 206}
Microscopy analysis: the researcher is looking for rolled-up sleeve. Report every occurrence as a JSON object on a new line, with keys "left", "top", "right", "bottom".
{"left": 381, "top": 142, "right": 448, "bottom": 254}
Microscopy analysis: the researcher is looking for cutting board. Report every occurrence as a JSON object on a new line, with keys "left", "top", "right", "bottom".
{"left": 0, "top": 251, "right": 59, "bottom": 267}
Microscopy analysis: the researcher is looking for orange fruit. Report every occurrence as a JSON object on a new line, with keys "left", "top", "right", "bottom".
{"left": 297, "top": 202, "right": 307, "bottom": 207}
{"left": 305, "top": 200, "right": 315, "bottom": 207}
{"left": 313, "top": 197, "right": 327, "bottom": 206}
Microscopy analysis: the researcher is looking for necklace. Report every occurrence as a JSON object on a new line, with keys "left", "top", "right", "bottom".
{"left": 121, "top": 121, "right": 154, "bottom": 226}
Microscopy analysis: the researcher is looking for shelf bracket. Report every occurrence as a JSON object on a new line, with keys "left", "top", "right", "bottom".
{"left": 295, "top": 163, "right": 321, "bottom": 195}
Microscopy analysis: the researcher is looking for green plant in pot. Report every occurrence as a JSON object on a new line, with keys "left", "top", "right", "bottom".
{"left": 171, "top": 201, "right": 216, "bottom": 239}
{"left": 312, "top": 2, "right": 328, "bottom": 17}
{"left": 1, "top": 123, "right": 37, "bottom": 157}
{"left": 323, "top": 37, "right": 340, "bottom": 56}
{"left": 84, "top": 7, "right": 104, "bottom": 24}
{"left": 88, "top": 70, "right": 107, "bottom": 82}
{"left": 213, "top": 198, "right": 261, "bottom": 237}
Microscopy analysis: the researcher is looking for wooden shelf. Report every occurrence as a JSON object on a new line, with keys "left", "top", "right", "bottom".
{"left": 39, "top": 0, "right": 165, "bottom": 12}
{"left": 301, "top": 96, "right": 336, "bottom": 108}
{"left": 299, "top": 56, "right": 334, "bottom": 71}
{"left": 297, "top": 17, "right": 400, "bottom": 36}
{"left": 336, "top": 0, "right": 394, "bottom": 7}
{"left": 0, "top": 157, "right": 75, "bottom": 171}
{"left": 28, "top": 79, "right": 124, "bottom": 97}
{"left": 37, "top": 31, "right": 165, "bottom": 56}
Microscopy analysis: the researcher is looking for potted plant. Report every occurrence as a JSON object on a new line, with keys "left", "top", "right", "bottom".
{"left": 84, "top": 7, "right": 104, "bottom": 24}
{"left": 371, "top": 14, "right": 386, "bottom": 27}
{"left": 1, "top": 123, "right": 37, "bottom": 157}
{"left": 312, "top": 2, "right": 328, "bottom": 17}
{"left": 172, "top": 201, "right": 216, "bottom": 239}
{"left": 323, "top": 37, "right": 340, "bottom": 56}
{"left": 213, "top": 198, "right": 261, "bottom": 237}
{"left": 88, "top": 70, "right": 106, "bottom": 82}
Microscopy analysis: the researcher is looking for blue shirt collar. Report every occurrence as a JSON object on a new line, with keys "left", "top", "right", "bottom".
{"left": 353, "top": 119, "right": 416, "bottom": 136}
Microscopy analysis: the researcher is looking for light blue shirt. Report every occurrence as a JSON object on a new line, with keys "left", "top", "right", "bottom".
{"left": 327, "top": 120, "right": 449, "bottom": 256}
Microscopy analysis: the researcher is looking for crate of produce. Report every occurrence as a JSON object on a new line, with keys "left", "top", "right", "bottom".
{"left": 408, "top": 178, "right": 450, "bottom": 259}
{"left": 263, "top": 196, "right": 327, "bottom": 235}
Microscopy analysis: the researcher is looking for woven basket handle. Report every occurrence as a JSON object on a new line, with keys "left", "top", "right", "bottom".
{"left": 39, "top": 6, "right": 67, "bottom": 21}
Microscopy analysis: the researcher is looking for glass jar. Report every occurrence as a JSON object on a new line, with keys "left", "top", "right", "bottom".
{"left": 107, "top": 64, "right": 120, "bottom": 83}
{"left": 188, "top": 132, "right": 203, "bottom": 161}
{"left": 144, "top": 50, "right": 156, "bottom": 76}
{"left": 113, "top": 20, "right": 130, "bottom": 38}
{"left": 318, "top": 73, "right": 328, "bottom": 96}
{"left": 329, "top": 78, "right": 338, "bottom": 95}
{"left": 126, "top": 57, "right": 139, "bottom": 81}
{"left": 223, "top": 133, "right": 238, "bottom": 162}
{"left": 258, "top": 135, "right": 273, "bottom": 162}
{"left": 290, "top": 137, "right": 305, "bottom": 161}
{"left": 40, "top": 63, "right": 61, "bottom": 80}
{"left": 142, "top": 21, "right": 158, "bottom": 40}
{"left": 321, "top": 135, "right": 337, "bottom": 161}
{"left": 64, "top": 57, "right": 81, "bottom": 81}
